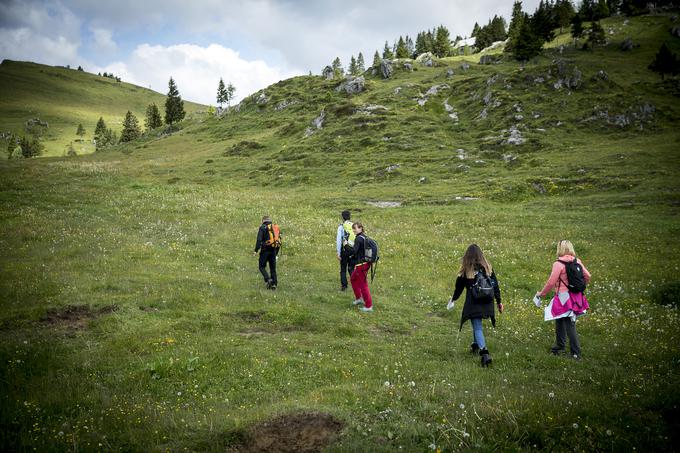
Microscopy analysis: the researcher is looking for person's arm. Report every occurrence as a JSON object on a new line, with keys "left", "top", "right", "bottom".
{"left": 336, "top": 225, "right": 343, "bottom": 257}
{"left": 579, "top": 259, "right": 591, "bottom": 283}
{"left": 451, "top": 276, "right": 466, "bottom": 301}
{"left": 492, "top": 272, "right": 502, "bottom": 304}
{"left": 254, "top": 226, "right": 264, "bottom": 253}
{"left": 538, "top": 261, "right": 562, "bottom": 297}
{"left": 352, "top": 235, "right": 363, "bottom": 260}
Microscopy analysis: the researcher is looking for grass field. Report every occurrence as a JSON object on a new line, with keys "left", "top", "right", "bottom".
{"left": 0, "top": 61, "right": 205, "bottom": 157}
{"left": 1, "top": 12, "right": 680, "bottom": 452}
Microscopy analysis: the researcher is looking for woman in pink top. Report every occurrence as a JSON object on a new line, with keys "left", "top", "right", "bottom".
{"left": 535, "top": 240, "right": 591, "bottom": 359}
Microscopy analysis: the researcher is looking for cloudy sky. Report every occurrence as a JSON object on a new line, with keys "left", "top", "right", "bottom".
{"left": 0, "top": 0, "right": 541, "bottom": 105}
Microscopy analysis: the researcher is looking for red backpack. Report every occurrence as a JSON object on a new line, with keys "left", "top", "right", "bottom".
{"left": 264, "top": 224, "right": 281, "bottom": 248}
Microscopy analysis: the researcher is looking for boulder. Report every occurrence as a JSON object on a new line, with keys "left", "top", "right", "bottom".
{"left": 304, "top": 110, "right": 325, "bottom": 138}
{"left": 595, "top": 70, "right": 609, "bottom": 81}
{"left": 335, "top": 76, "right": 365, "bottom": 95}
{"left": 386, "top": 164, "right": 400, "bottom": 173}
{"left": 256, "top": 91, "right": 268, "bottom": 105}
{"left": 460, "top": 63, "right": 470, "bottom": 71}
{"left": 504, "top": 125, "right": 524, "bottom": 145}
{"left": 403, "top": 63, "right": 413, "bottom": 71}
{"left": 416, "top": 52, "right": 434, "bottom": 67}
{"left": 446, "top": 68, "right": 454, "bottom": 78}
{"left": 380, "top": 60, "right": 393, "bottom": 79}
{"left": 479, "top": 55, "right": 496, "bottom": 65}
{"left": 322, "top": 66, "right": 334, "bottom": 80}
{"left": 620, "top": 37, "right": 634, "bottom": 51}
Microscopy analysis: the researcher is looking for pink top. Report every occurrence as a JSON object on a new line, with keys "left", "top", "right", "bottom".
{"left": 538, "top": 255, "right": 591, "bottom": 297}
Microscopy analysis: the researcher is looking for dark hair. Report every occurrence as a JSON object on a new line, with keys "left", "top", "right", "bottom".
{"left": 352, "top": 222, "right": 364, "bottom": 234}
{"left": 458, "top": 244, "right": 492, "bottom": 279}
{"left": 341, "top": 210, "right": 351, "bottom": 221}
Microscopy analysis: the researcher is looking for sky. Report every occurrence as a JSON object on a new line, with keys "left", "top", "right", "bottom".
{"left": 0, "top": 0, "right": 542, "bottom": 105}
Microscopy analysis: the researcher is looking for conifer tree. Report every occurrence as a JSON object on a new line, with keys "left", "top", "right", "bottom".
{"left": 94, "top": 117, "right": 107, "bottom": 141}
{"left": 372, "top": 50, "right": 381, "bottom": 68}
{"left": 415, "top": 32, "right": 427, "bottom": 56}
{"left": 226, "top": 83, "right": 236, "bottom": 107}
{"left": 145, "top": 103, "right": 163, "bottom": 131}
{"left": 472, "top": 22, "right": 481, "bottom": 37}
{"left": 507, "top": 1, "right": 525, "bottom": 53}
{"left": 356, "top": 52, "right": 365, "bottom": 73}
{"left": 120, "top": 110, "right": 141, "bottom": 142}
{"left": 216, "top": 78, "right": 227, "bottom": 107}
{"left": 396, "top": 36, "right": 409, "bottom": 58}
{"left": 571, "top": 13, "right": 584, "bottom": 46}
{"left": 434, "top": 25, "right": 451, "bottom": 57}
{"left": 649, "top": 42, "right": 680, "bottom": 80}
{"left": 348, "top": 55, "right": 357, "bottom": 75}
{"left": 513, "top": 14, "right": 544, "bottom": 60}
{"left": 331, "top": 57, "right": 344, "bottom": 77}
{"left": 593, "top": 0, "right": 610, "bottom": 20}
{"left": 164, "top": 77, "right": 185, "bottom": 127}
{"left": 405, "top": 36, "right": 415, "bottom": 57}
{"left": 76, "top": 123, "right": 85, "bottom": 138}
{"left": 382, "top": 41, "right": 394, "bottom": 59}
{"left": 555, "top": 0, "right": 576, "bottom": 33}
{"left": 587, "top": 21, "right": 606, "bottom": 49}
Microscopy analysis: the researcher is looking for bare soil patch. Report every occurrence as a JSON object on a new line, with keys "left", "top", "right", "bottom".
{"left": 40, "top": 304, "right": 118, "bottom": 329}
{"left": 232, "top": 412, "right": 343, "bottom": 453}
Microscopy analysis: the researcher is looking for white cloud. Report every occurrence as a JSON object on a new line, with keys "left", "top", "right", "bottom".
{"left": 94, "top": 43, "right": 299, "bottom": 105}
{"left": 0, "top": 0, "right": 81, "bottom": 66}
{"left": 90, "top": 27, "right": 118, "bottom": 53}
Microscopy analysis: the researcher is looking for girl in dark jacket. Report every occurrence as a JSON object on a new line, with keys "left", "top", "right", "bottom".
{"left": 350, "top": 222, "right": 373, "bottom": 313}
{"left": 449, "top": 244, "right": 503, "bottom": 367}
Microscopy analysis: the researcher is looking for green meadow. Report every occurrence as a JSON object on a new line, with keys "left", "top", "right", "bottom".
{"left": 1, "top": 13, "right": 680, "bottom": 452}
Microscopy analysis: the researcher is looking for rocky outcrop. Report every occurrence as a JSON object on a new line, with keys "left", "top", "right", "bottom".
{"left": 416, "top": 84, "right": 450, "bottom": 106}
{"left": 416, "top": 52, "right": 434, "bottom": 67}
{"left": 380, "top": 60, "right": 393, "bottom": 79}
{"left": 304, "top": 110, "right": 325, "bottom": 137}
{"left": 335, "top": 76, "right": 365, "bottom": 95}
{"left": 274, "top": 99, "right": 299, "bottom": 111}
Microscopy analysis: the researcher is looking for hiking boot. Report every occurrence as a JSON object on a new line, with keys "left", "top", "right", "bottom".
{"left": 270, "top": 283, "right": 277, "bottom": 290}
{"left": 265, "top": 279, "right": 273, "bottom": 289}
{"left": 551, "top": 348, "right": 565, "bottom": 356}
{"left": 480, "top": 348, "right": 492, "bottom": 367}
{"left": 470, "top": 343, "right": 480, "bottom": 354}
{"left": 359, "top": 306, "right": 373, "bottom": 313}
{"left": 352, "top": 298, "right": 364, "bottom": 306}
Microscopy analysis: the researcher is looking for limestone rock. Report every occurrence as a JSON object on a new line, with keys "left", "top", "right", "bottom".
{"left": 304, "top": 110, "right": 325, "bottom": 137}
{"left": 256, "top": 91, "right": 268, "bottom": 105}
{"left": 274, "top": 99, "right": 299, "bottom": 111}
{"left": 446, "top": 68, "right": 455, "bottom": 78}
{"left": 380, "top": 60, "right": 393, "bottom": 79}
{"left": 403, "top": 63, "right": 413, "bottom": 71}
{"left": 335, "top": 76, "right": 365, "bottom": 95}
{"left": 620, "top": 37, "right": 634, "bottom": 51}
{"left": 479, "top": 55, "right": 496, "bottom": 65}
{"left": 416, "top": 52, "right": 434, "bottom": 67}
{"left": 459, "top": 63, "right": 470, "bottom": 71}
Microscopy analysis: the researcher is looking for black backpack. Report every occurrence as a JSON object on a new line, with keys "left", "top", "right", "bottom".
{"left": 363, "top": 235, "right": 379, "bottom": 263}
{"left": 471, "top": 269, "right": 495, "bottom": 303}
{"left": 558, "top": 259, "right": 587, "bottom": 293}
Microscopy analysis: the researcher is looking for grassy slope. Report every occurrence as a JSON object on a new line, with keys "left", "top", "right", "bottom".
{"left": 0, "top": 60, "right": 206, "bottom": 157}
{"left": 1, "top": 13, "right": 680, "bottom": 452}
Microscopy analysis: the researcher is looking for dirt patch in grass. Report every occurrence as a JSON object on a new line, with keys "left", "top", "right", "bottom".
{"left": 40, "top": 304, "right": 118, "bottom": 329}
{"left": 232, "top": 412, "right": 343, "bottom": 453}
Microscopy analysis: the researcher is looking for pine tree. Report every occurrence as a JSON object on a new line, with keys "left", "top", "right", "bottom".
{"left": 145, "top": 103, "right": 163, "bottom": 131}
{"left": 433, "top": 25, "right": 451, "bottom": 57}
{"left": 372, "top": 50, "right": 381, "bottom": 68}
{"left": 578, "top": 0, "right": 595, "bottom": 20}
{"left": 164, "top": 77, "right": 185, "bottom": 127}
{"left": 531, "top": 0, "right": 557, "bottom": 43}
{"left": 226, "top": 83, "right": 236, "bottom": 106}
{"left": 555, "top": 0, "right": 576, "bottom": 33}
{"left": 507, "top": 1, "right": 525, "bottom": 53}
{"left": 382, "top": 41, "right": 394, "bottom": 59}
{"left": 415, "top": 32, "right": 427, "bottom": 56}
{"left": 571, "top": 13, "right": 584, "bottom": 46}
{"left": 348, "top": 55, "right": 357, "bottom": 75}
{"left": 76, "top": 123, "right": 85, "bottom": 138}
{"left": 120, "top": 110, "right": 141, "bottom": 142}
{"left": 593, "top": 0, "right": 610, "bottom": 20}
{"left": 94, "top": 117, "right": 107, "bottom": 139}
{"left": 405, "top": 36, "right": 415, "bottom": 57}
{"left": 472, "top": 22, "right": 481, "bottom": 37}
{"left": 396, "top": 36, "right": 409, "bottom": 58}
{"left": 587, "top": 21, "right": 606, "bottom": 49}
{"left": 356, "top": 52, "right": 365, "bottom": 73}
{"left": 513, "top": 14, "right": 544, "bottom": 60}
{"left": 216, "top": 78, "right": 227, "bottom": 107}
{"left": 649, "top": 43, "right": 680, "bottom": 80}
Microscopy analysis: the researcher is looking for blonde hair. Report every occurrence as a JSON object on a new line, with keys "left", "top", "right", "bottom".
{"left": 458, "top": 244, "right": 493, "bottom": 279}
{"left": 556, "top": 240, "right": 576, "bottom": 258}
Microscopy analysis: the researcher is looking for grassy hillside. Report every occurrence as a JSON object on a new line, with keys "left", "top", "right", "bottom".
{"left": 0, "top": 60, "right": 206, "bottom": 157}
{"left": 1, "top": 13, "right": 679, "bottom": 452}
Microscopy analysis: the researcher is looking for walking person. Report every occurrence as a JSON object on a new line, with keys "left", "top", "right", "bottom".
{"left": 350, "top": 222, "right": 375, "bottom": 313}
{"left": 254, "top": 215, "right": 281, "bottom": 289}
{"left": 448, "top": 244, "right": 502, "bottom": 367}
{"left": 535, "top": 240, "right": 591, "bottom": 360}
{"left": 336, "top": 210, "right": 356, "bottom": 291}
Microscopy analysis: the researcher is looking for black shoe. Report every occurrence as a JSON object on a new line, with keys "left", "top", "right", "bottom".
{"left": 270, "top": 282, "right": 277, "bottom": 290}
{"left": 470, "top": 343, "right": 480, "bottom": 354}
{"left": 480, "top": 349, "right": 492, "bottom": 367}
{"left": 266, "top": 279, "right": 273, "bottom": 289}
{"left": 551, "top": 348, "right": 565, "bottom": 356}
{"left": 340, "top": 286, "right": 347, "bottom": 291}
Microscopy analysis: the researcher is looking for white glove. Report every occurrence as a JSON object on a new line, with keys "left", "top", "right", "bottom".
{"left": 533, "top": 295, "right": 542, "bottom": 308}
{"left": 447, "top": 297, "right": 455, "bottom": 311}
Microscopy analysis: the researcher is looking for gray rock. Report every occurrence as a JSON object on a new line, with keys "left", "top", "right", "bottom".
{"left": 443, "top": 99, "right": 459, "bottom": 121}
{"left": 419, "top": 177, "right": 427, "bottom": 183}
{"left": 367, "top": 201, "right": 401, "bottom": 208}
{"left": 483, "top": 91, "right": 493, "bottom": 106}
{"left": 335, "top": 76, "right": 365, "bottom": 95}
{"left": 403, "top": 63, "right": 413, "bottom": 71}
{"left": 426, "top": 84, "right": 449, "bottom": 96}
{"left": 456, "top": 149, "right": 466, "bottom": 160}
{"left": 26, "top": 118, "right": 49, "bottom": 128}
{"left": 386, "top": 164, "right": 400, "bottom": 173}
{"left": 534, "top": 76, "right": 545, "bottom": 84}
{"left": 393, "top": 86, "right": 402, "bottom": 95}
{"left": 478, "top": 108, "right": 488, "bottom": 119}
{"left": 304, "top": 110, "right": 325, "bottom": 137}
{"left": 486, "top": 74, "right": 498, "bottom": 85}
{"left": 595, "top": 70, "right": 609, "bottom": 81}
{"left": 416, "top": 52, "right": 434, "bottom": 67}
{"left": 479, "top": 55, "right": 496, "bottom": 65}
{"left": 672, "top": 26, "right": 680, "bottom": 38}
{"left": 380, "top": 60, "right": 393, "bottom": 79}
{"left": 514, "top": 114, "right": 524, "bottom": 121}
{"left": 532, "top": 183, "right": 547, "bottom": 194}
{"left": 274, "top": 99, "right": 299, "bottom": 111}
{"left": 256, "top": 91, "right": 268, "bottom": 105}
{"left": 322, "top": 66, "right": 334, "bottom": 80}
{"left": 446, "top": 68, "right": 455, "bottom": 78}
{"left": 504, "top": 125, "right": 524, "bottom": 145}
{"left": 620, "top": 37, "right": 634, "bottom": 51}
{"left": 460, "top": 63, "right": 470, "bottom": 71}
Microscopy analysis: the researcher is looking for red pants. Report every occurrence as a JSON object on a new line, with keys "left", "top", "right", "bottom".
{"left": 350, "top": 263, "right": 372, "bottom": 308}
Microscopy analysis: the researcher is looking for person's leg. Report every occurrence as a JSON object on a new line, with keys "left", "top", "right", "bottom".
{"left": 268, "top": 249, "right": 277, "bottom": 286}
{"left": 359, "top": 265, "right": 373, "bottom": 308}
{"left": 350, "top": 266, "right": 363, "bottom": 302}
{"left": 565, "top": 318, "right": 581, "bottom": 357}
{"left": 340, "top": 256, "right": 348, "bottom": 289}
{"left": 258, "top": 252, "right": 270, "bottom": 283}
{"left": 552, "top": 318, "right": 567, "bottom": 354}
{"left": 471, "top": 318, "right": 486, "bottom": 350}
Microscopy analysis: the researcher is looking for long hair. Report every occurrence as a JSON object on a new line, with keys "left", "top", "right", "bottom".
{"left": 352, "top": 222, "right": 364, "bottom": 234}
{"left": 458, "top": 244, "right": 492, "bottom": 278}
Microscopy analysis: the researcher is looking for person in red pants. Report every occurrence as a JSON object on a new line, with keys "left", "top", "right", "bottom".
{"left": 349, "top": 222, "right": 373, "bottom": 312}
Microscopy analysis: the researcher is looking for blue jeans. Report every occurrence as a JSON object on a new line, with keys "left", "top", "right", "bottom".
{"left": 471, "top": 318, "right": 486, "bottom": 350}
